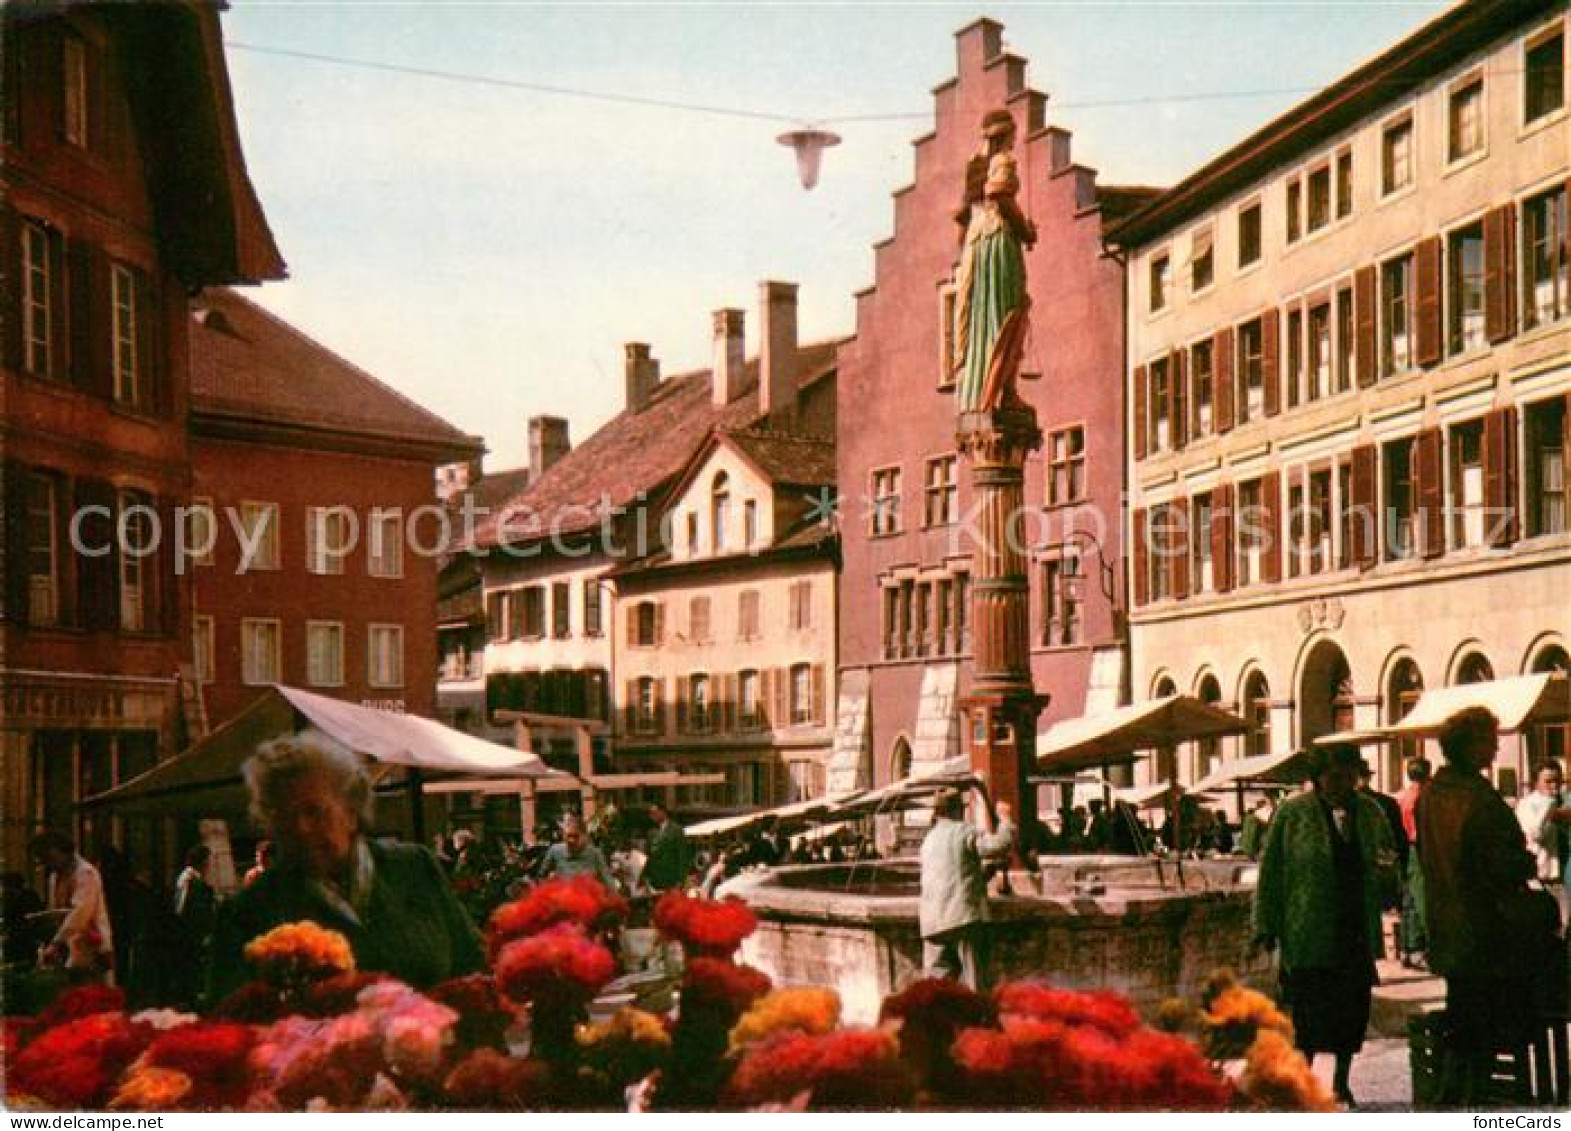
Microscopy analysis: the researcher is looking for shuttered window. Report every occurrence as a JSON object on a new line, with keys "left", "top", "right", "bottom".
{"left": 307, "top": 621, "right": 345, "bottom": 687}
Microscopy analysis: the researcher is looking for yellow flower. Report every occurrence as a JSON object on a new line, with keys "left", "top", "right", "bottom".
{"left": 575, "top": 1007, "right": 672, "bottom": 1086}
{"left": 110, "top": 1067, "right": 194, "bottom": 1111}
{"left": 728, "top": 987, "right": 841, "bottom": 1054}
{"left": 1201, "top": 983, "right": 1293, "bottom": 1060}
{"left": 244, "top": 921, "right": 355, "bottom": 985}
{"left": 577, "top": 1006, "right": 670, "bottom": 1052}
{"left": 1238, "top": 1029, "right": 1336, "bottom": 1112}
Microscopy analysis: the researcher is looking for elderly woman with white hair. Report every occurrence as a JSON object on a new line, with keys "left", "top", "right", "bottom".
{"left": 208, "top": 729, "right": 484, "bottom": 1001}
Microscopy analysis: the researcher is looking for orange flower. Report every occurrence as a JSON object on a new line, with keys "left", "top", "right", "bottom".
{"left": 1201, "top": 984, "right": 1293, "bottom": 1060}
{"left": 729, "top": 988, "right": 841, "bottom": 1053}
{"left": 244, "top": 922, "right": 356, "bottom": 986}
{"left": 1238, "top": 1029, "right": 1336, "bottom": 1112}
{"left": 111, "top": 1066, "right": 194, "bottom": 1111}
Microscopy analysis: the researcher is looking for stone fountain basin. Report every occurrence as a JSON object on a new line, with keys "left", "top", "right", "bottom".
{"left": 719, "top": 857, "right": 1272, "bottom": 1024}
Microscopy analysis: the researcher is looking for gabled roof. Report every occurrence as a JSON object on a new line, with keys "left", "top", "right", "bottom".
{"left": 190, "top": 288, "right": 484, "bottom": 463}
{"left": 724, "top": 429, "right": 836, "bottom": 489}
{"left": 1109, "top": 0, "right": 1555, "bottom": 247}
{"left": 469, "top": 339, "right": 840, "bottom": 550}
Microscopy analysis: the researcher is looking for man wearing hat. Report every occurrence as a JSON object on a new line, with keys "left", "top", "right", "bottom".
{"left": 918, "top": 787, "right": 1015, "bottom": 990}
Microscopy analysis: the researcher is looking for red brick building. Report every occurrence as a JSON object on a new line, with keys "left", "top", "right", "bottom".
{"left": 832, "top": 19, "right": 1155, "bottom": 797}
{"left": 189, "top": 289, "right": 482, "bottom": 729}
{"left": 1, "top": 3, "right": 283, "bottom": 873}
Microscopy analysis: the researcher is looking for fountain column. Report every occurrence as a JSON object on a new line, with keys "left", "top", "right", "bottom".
{"left": 957, "top": 406, "right": 1048, "bottom": 851}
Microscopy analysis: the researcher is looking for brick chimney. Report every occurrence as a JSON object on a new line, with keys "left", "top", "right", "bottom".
{"left": 759, "top": 280, "right": 798, "bottom": 422}
{"left": 625, "top": 342, "right": 660, "bottom": 413}
{"left": 528, "top": 416, "right": 571, "bottom": 480}
{"left": 712, "top": 308, "right": 746, "bottom": 406}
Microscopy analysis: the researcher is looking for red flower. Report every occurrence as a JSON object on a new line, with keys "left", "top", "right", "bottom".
{"left": 10, "top": 1013, "right": 152, "bottom": 1109}
{"left": 35, "top": 983, "right": 126, "bottom": 1028}
{"left": 4, "top": 1016, "right": 40, "bottom": 1061}
{"left": 298, "top": 972, "right": 393, "bottom": 1018}
{"left": 213, "top": 981, "right": 285, "bottom": 1025}
{"left": 654, "top": 892, "right": 757, "bottom": 958}
{"left": 724, "top": 1028, "right": 915, "bottom": 1110}
{"left": 143, "top": 1022, "right": 256, "bottom": 1109}
{"left": 441, "top": 1048, "right": 553, "bottom": 1110}
{"left": 427, "top": 975, "right": 517, "bottom": 1050}
{"left": 487, "top": 876, "right": 628, "bottom": 957}
{"left": 494, "top": 925, "right": 617, "bottom": 1008}
{"left": 994, "top": 981, "right": 1141, "bottom": 1038}
{"left": 680, "top": 957, "right": 772, "bottom": 1022}
{"left": 878, "top": 978, "right": 998, "bottom": 1092}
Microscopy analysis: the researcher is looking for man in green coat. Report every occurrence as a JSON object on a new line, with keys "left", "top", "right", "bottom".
{"left": 1253, "top": 744, "right": 1394, "bottom": 1106}
{"left": 643, "top": 802, "right": 690, "bottom": 893}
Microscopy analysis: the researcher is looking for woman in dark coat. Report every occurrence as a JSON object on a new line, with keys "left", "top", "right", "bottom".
{"left": 1253, "top": 744, "right": 1395, "bottom": 1106}
{"left": 209, "top": 729, "right": 484, "bottom": 1002}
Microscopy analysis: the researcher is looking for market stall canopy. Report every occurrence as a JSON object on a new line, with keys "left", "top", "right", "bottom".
{"left": 826, "top": 757, "right": 979, "bottom": 819}
{"left": 1384, "top": 672, "right": 1570, "bottom": 736}
{"left": 1036, "top": 695, "right": 1252, "bottom": 774}
{"left": 685, "top": 792, "right": 864, "bottom": 841}
{"left": 1312, "top": 729, "right": 1391, "bottom": 747}
{"left": 82, "top": 685, "right": 565, "bottom": 819}
{"left": 1191, "top": 749, "right": 1308, "bottom": 794}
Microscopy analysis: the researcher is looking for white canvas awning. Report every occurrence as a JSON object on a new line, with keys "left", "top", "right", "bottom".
{"left": 827, "top": 756, "right": 978, "bottom": 819}
{"left": 1191, "top": 749, "right": 1308, "bottom": 794}
{"left": 84, "top": 685, "right": 566, "bottom": 819}
{"left": 1385, "top": 673, "right": 1570, "bottom": 736}
{"left": 1036, "top": 695, "right": 1252, "bottom": 774}
{"left": 685, "top": 791, "right": 865, "bottom": 841}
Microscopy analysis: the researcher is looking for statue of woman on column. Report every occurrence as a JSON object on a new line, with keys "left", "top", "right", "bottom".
{"left": 953, "top": 109, "right": 1037, "bottom": 414}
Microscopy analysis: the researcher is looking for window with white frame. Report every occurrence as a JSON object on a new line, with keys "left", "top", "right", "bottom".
{"left": 369, "top": 510, "right": 403, "bottom": 577}
{"left": 583, "top": 580, "right": 604, "bottom": 637}
{"left": 239, "top": 502, "right": 279, "bottom": 571}
{"left": 1238, "top": 318, "right": 1265, "bottom": 423}
{"left": 21, "top": 219, "right": 56, "bottom": 378}
{"left": 194, "top": 616, "right": 215, "bottom": 683}
{"left": 635, "top": 677, "right": 658, "bottom": 733}
{"left": 1384, "top": 438, "right": 1418, "bottom": 561}
{"left": 187, "top": 498, "right": 216, "bottom": 568}
{"left": 1237, "top": 479, "right": 1264, "bottom": 586}
{"left": 1308, "top": 468, "right": 1333, "bottom": 574}
{"left": 1149, "top": 357, "right": 1171, "bottom": 453}
{"left": 1190, "top": 344, "right": 1214, "bottom": 438}
{"left": 242, "top": 619, "right": 281, "bottom": 685}
{"left": 1238, "top": 202, "right": 1262, "bottom": 268}
{"left": 924, "top": 455, "right": 958, "bottom": 526}
{"left": 1308, "top": 303, "right": 1331, "bottom": 402}
{"left": 24, "top": 472, "right": 58, "bottom": 626}
{"left": 1047, "top": 426, "right": 1087, "bottom": 503}
{"left": 938, "top": 281, "right": 959, "bottom": 388}
{"left": 1528, "top": 398, "right": 1568, "bottom": 537}
{"left": 1191, "top": 228, "right": 1214, "bottom": 292}
{"left": 711, "top": 472, "right": 730, "bottom": 554}
{"left": 689, "top": 673, "right": 711, "bottom": 733}
{"left": 368, "top": 624, "right": 404, "bottom": 687}
{"left": 1336, "top": 148, "right": 1353, "bottom": 219}
{"left": 111, "top": 264, "right": 139, "bottom": 408}
{"left": 870, "top": 467, "right": 902, "bottom": 536}
{"left": 1336, "top": 286, "right": 1356, "bottom": 393}
{"left": 1382, "top": 116, "right": 1413, "bottom": 195}
{"left": 1448, "top": 222, "right": 1485, "bottom": 354}
{"left": 307, "top": 621, "right": 345, "bottom": 687}
{"left": 1149, "top": 252, "right": 1171, "bottom": 312}
{"left": 1041, "top": 552, "right": 1083, "bottom": 647}
{"left": 1285, "top": 178, "right": 1302, "bottom": 243}
{"left": 1381, "top": 253, "right": 1414, "bottom": 376}
{"left": 1448, "top": 77, "right": 1484, "bottom": 162}
{"left": 789, "top": 663, "right": 813, "bottom": 726}
{"left": 119, "top": 491, "right": 152, "bottom": 632}
{"left": 1450, "top": 420, "right": 1486, "bottom": 549}
{"left": 739, "top": 669, "right": 761, "bottom": 728}
{"left": 307, "top": 507, "right": 352, "bottom": 575}
{"left": 1306, "top": 165, "right": 1331, "bottom": 232}
{"left": 1524, "top": 187, "right": 1569, "bottom": 328}
{"left": 1525, "top": 27, "right": 1565, "bottom": 124}
{"left": 1191, "top": 492, "right": 1214, "bottom": 593}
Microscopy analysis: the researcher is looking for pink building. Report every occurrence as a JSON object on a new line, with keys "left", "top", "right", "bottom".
{"left": 831, "top": 19, "right": 1155, "bottom": 799}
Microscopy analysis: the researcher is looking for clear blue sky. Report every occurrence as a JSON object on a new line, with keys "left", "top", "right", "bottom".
{"left": 224, "top": 1, "right": 1451, "bottom": 471}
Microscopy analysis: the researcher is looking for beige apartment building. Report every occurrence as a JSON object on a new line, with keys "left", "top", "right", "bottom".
{"left": 1112, "top": 0, "right": 1570, "bottom": 794}
{"left": 612, "top": 427, "right": 837, "bottom": 812}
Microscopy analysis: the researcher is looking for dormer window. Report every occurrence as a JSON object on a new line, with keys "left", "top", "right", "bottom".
{"left": 711, "top": 471, "right": 730, "bottom": 554}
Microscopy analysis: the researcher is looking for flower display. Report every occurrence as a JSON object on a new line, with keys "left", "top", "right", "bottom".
{"left": 110, "top": 1066, "right": 193, "bottom": 1112}
{"left": 213, "top": 980, "right": 287, "bottom": 1024}
{"left": 724, "top": 1027, "right": 915, "bottom": 1111}
{"left": 494, "top": 925, "right": 618, "bottom": 1008}
{"left": 139, "top": 1021, "right": 256, "bottom": 1109}
{"left": 679, "top": 957, "right": 772, "bottom": 1022}
{"left": 353, "top": 980, "right": 460, "bottom": 1084}
{"left": 299, "top": 972, "right": 392, "bottom": 1018}
{"left": 34, "top": 983, "right": 126, "bottom": 1029}
{"left": 1201, "top": 980, "right": 1294, "bottom": 1061}
{"left": 994, "top": 980, "right": 1142, "bottom": 1037}
{"left": 254, "top": 1013, "right": 384, "bottom": 1111}
{"left": 427, "top": 974, "right": 517, "bottom": 1051}
{"left": 1236, "top": 1029, "right": 1335, "bottom": 1113}
{"left": 653, "top": 891, "right": 757, "bottom": 959}
{"left": 487, "top": 876, "right": 628, "bottom": 958}
{"left": 576, "top": 1007, "right": 672, "bottom": 1087}
{"left": 876, "top": 977, "right": 997, "bottom": 1095}
{"left": 244, "top": 921, "right": 356, "bottom": 987}
{"left": 441, "top": 1048, "right": 553, "bottom": 1110}
{"left": 9, "top": 1012, "right": 152, "bottom": 1109}
{"left": 728, "top": 987, "right": 841, "bottom": 1053}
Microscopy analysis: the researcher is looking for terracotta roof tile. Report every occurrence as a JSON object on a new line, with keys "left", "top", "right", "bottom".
{"left": 723, "top": 429, "right": 835, "bottom": 487}
{"left": 190, "top": 288, "right": 482, "bottom": 456}
{"left": 470, "top": 339, "right": 839, "bottom": 548}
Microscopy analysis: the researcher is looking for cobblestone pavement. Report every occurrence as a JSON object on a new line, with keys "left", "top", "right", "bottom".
{"left": 1349, "top": 1037, "right": 1413, "bottom": 1111}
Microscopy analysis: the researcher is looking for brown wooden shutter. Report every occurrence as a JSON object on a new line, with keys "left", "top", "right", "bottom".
{"left": 1170, "top": 497, "right": 1190, "bottom": 599}
{"left": 136, "top": 269, "right": 168, "bottom": 417}
{"left": 1415, "top": 428, "right": 1444, "bottom": 558}
{"left": 1261, "top": 308, "right": 1281, "bottom": 417}
{"left": 625, "top": 604, "right": 638, "bottom": 648}
{"left": 653, "top": 601, "right": 665, "bottom": 646}
{"left": 1170, "top": 350, "right": 1187, "bottom": 450}
{"left": 67, "top": 236, "right": 97, "bottom": 389}
{"left": 1354, "top": 265, "right": 1377, "bottom": 387}
{"left": 721, "top": 673, "right": 738, "bottom": 734}
{"left": 1351, "top": 444, "right": 1378, "bottom": 569}
{"left": 759, "top": 668, "right": 774, "bottom": 729}
{"left": 675, "top": 675, "right": 688, "bottom": 734}
{"left": 1211, "top": 482, "right": 1234, "bottom": 593}
{"left": 1483, "top": 204, "right": 1516, "bottom": 343}
{"left": 1484, "top": 406, "right": 1519, "bottom": 547}
{"left": 157, "top": 494, "right": 181, "bottom": 637}
{"left": 1259, "top": 470, "right": 1282, "bottom": 583}
{"left": 1214, "top": 327, "right": 1235, "bottom": 434}
{"left": 76, "top": 478, "right": 118, "bottom": 631}
{"left": 622, "top": 680, "right": 636, "bottom": 734}
{"left": 1132, "top": 506, "right": 1149, "bottom": 607}
{"left": 2, "top": 460, "right": 29, "bottom": 626}
{"left": 811, "top": 664, "right": 826, "bottom": 726}
{"left": 773, "top": 667, "right": 790, "bottom": 729}
{"left": 1132, "top": 364, "right": 1148, "bottom": 461}
{"left": 656, "top": 677, "right": 670, "bottom": 735}
{"left": 0, "top": 207, "right": 20, "bottom": 373}
{"left": 1414, "top": 236, "right": 1443, "bottom": 368}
